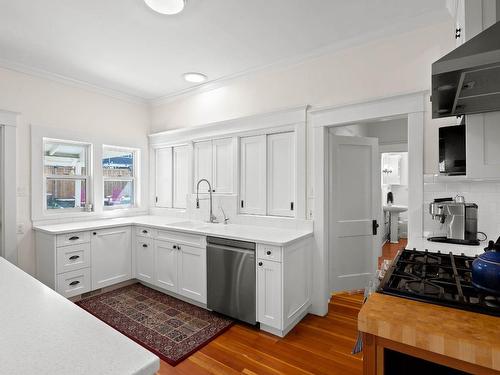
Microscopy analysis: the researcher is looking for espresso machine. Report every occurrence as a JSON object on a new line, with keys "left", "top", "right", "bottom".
{"left": 428, "top": 196, "right": 479, "bottom": 245}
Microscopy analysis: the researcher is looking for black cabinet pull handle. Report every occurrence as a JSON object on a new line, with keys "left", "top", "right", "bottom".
{"left": 258, "top": 262, "right": 263, "bottom": 267}
{"left": 173, "top": 245, "right": 177, "bottom": 249}
{"left": 69, "top": 255, "right": 80, "bottom": 260}
{"left": 177, "top": 245, "right": 181, "bottom": 250}
{"left": 69, "top": 281, "right": 80, "bottom": 286}
{"left": 266, "top": 251, "right": 271, "bottom": 255}
{"left": 69, "top": 236, "right": 79, "bottom": 241}
{"left": 93, "top": 232, "right": 97, "bottom": 236}
{"left": 142, "top": 230, "right": 148, "bottom": 234}
{"left": 142, "top": 244, "right": 148, "bottom": 248}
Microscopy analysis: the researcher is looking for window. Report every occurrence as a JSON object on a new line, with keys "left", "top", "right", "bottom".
{"left": 102, "top": 146, "right": 138, "bottom": 208}
{"left": 43, "top": 139, "right": 91, "bottom": 211}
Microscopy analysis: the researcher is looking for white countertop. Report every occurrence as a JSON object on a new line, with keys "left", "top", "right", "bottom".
{"left": 407, "top": 237, "right": 486, "bottom": 257}
{"left": 33, "top": 215, "right": 313, "bottom": 246}
{"left": 0, "top": 257, "right": 159, "bottom": 375}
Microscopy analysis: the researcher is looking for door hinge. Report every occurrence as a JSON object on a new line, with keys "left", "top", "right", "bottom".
{"left": 241, "top": 200, "right": 244, "bottom": 208}
{"left": 372, "top": 220, "right": 379, "bottom": 235}
{"left": 290, "top": 202, "right": 294, "bottom": 211}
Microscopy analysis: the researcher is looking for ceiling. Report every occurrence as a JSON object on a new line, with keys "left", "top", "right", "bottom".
{"left": 0, "top": 0, "right": 449, "bottom": 101}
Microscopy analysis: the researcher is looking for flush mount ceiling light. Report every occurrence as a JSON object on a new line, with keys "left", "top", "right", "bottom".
{"left": 183, "top": 72, "right": 207, "bottom": 83}
{"left": 144, "top": 0, "right": 186, "bottom": 15}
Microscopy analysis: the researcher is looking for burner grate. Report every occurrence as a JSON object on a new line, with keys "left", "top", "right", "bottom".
{"left": 378, "top": 248, "right": 500, "bottom": 317}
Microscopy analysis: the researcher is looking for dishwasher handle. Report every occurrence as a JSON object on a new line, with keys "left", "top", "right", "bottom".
{"left": 207, "top": 243, "right": 255, "bottom": 256}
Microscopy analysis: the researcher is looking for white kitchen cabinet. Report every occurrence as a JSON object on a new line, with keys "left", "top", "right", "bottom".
{"left": 466, "top": 111, "right": 500, "bottom": 178}
{"left": 135, "top": 237, "right": 154, "bottom": 283}
{"left": 91, "top": 227, "right": 132, "bottom": 290}
{"left": 240, "top": 135, "right": 267, "bottom": 215}
{"left": 257, "top": 259, "right": 282, "bottom": 329}
{"left": 177, "top": 244, "right": 207, "bottom": 304}
{"left": 173, "top": 145, "right": 189, "bottom": 208}
{"left": 212, "top": 138, "right": 234, "bottom": 193}
{"left": 193, "top": 140, "right": 213, "bottom": 190}
{"left": 194, "top": 138, "right": 234, "bottom": 193}
{"left": 267, "top": 132, "right": 295, "bottom": 217}
{"left": 155, "top": 240, "right": 178, "bottom": 293}
{"left": 153, "top": 231, "right": 207, "bottom": 304}
{"left": 155, "top": 147, "right": 173, "bottom": 207}
{"left": 256, "top": 238, "right": 312, "bottom": 337}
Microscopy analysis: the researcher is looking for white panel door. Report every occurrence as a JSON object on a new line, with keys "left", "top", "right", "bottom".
{"left": 193, "top": 140, "right": 213, "bottom": 191}
{"left": 267, "top": 132, "right": 295, "bottom": 217}
{"left": 155, "top": 147, "right": 173, "bottom": 207}
{"left": 135, "top": 238, "right": 154, "bottom": 282}
{"left": 257, "top": 259, "right": 282, "bottom": 330}
{"left": 155, "top": 240, "right": 178, "bottom": 293}
{"left": 329, "top": 134, "right": 380, "bottom": 292}
{"left": 91, "top": 227, "right": 132, "bottom": 290}
{"left": 173, "top": 145, "right": 189, "bottom": 208}
{"left": 177, "top": 244, "right": 207, "bottom": 304}
{"left": 240, "top": 135, "right": 266, "bottom": 215}
{"left": 466, "top": 112, "right": 500, "bottom": 178}
{"left": 212, "top": 138, "right": 234, "bottom": 193}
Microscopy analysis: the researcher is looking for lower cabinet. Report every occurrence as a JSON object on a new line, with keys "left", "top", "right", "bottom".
{"left": 256, "top": 239, "right": 312, "bottom": 336}
{"left": 91, "top": 227, "right": 132, "bottom": 290}
{"left": 135, "top": 231, "right": 207, "bottom": 305}
{"left": 135, "top": 237, "right": 154, "bottom": 283}
{"left": 155, "top": 240, "right": 179, "bottom": 293}
{"left": 178, "top": 244, "right": 207, "bottom": 303}
{"left": 257, "top": 259, "right": 282, "bottom": 328}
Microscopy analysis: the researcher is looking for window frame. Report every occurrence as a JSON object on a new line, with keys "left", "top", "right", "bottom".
{"left": 43, "top": 138, "right": 92, "bottom": 213}
{"left": 102, "top": 145, "right": 139, "bottom": 210}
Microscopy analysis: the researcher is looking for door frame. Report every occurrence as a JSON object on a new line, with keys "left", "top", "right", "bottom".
{"left": 310, "top": 91, "right": 426, "bottom": 315}
{"left": 0, "top": 109, "right": 17, "bottom": 265}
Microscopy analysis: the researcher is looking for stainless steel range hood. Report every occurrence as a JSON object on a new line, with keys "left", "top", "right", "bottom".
{"left": 431, "top": 21, "right": 500, "bottom": 118}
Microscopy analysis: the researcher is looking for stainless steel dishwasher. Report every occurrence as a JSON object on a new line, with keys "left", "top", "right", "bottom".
{"left": 206, "top": 236, "right": 256, "bottom": 325}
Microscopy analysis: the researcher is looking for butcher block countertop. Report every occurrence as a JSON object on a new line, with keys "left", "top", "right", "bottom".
{"left": 358, "top": 293, "right": 500, "bottom": 372}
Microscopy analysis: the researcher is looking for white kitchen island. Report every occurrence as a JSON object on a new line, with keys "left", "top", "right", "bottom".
{"left": 0, "top": 257, "right": 159, "bottom": 375}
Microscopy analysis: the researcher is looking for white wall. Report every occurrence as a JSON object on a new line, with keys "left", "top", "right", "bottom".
{"left": 0, "top": 66, "right": 150, "bottom": 275}
{"left": 150, "top": 20, "right": 455, "bottom": 179}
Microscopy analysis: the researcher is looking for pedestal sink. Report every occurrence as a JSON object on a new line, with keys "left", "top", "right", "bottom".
{"left": 383, "top": 205, "right": 408, "bottom": 243}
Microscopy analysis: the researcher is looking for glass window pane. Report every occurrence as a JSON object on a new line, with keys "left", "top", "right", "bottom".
{"left": 46, "top": 179, "right": 86, "bottom": 209}
{"left": 102, "top": 149, "right": 134, "bottom": 178}
{"left": 104, "top": 180, "right": 134, "bottom": 207}
{"left": 44, "top": 142, "right": 88, "bottom": 176}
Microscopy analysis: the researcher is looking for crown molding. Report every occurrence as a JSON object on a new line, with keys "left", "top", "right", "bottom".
{"left": 0, "top": 58, "right": 148, "bottom": 106}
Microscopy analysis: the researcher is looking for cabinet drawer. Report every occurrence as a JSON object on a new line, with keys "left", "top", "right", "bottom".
{"left": 136, "top": 226, "right": 155, "bottom": 238}
{"left": 56, "top": 243, "right": 90, "bottom": 274}
{"left": 257, "top": 244, "right": 282, "bottom": 262}
{"left": 156, "top": 230, "right": 205, "bottom": 247}
{"left": 56, "top": 231, "right": 90, "bottom": 247}
{"left": 56, "top": 268, "right": 91, "bottom": 298}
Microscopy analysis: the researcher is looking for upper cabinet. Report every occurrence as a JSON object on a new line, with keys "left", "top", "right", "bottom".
{"left": 466, "top": 112, "right": 500, "bottom": 178}
{"left": 194, "top": 138, "right": 234, "bottom": 193}
{"left": 155, "top": 145, "right": 189, "bottom": 209}
{"left": 240, "top": 132, "right": 296, "bottom": 218}
{"left": 267, "top": 132, "right": 295, "bottom": 217}
{"left": 240, "top": 135, "right": 267, "bottom": 215}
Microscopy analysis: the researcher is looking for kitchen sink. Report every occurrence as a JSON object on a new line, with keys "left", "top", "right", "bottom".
{"left": 167, "top": 221, "right": 212, "bottom": 230}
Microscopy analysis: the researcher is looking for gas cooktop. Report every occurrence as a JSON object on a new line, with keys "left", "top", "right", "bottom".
{"left": 378, "top": 248, "right": 500, "bottom": 317}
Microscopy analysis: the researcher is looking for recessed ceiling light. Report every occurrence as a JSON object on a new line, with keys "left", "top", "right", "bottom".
{"left": 183, "top": 72, "right": 207, "bottom": 83}
{"left": 144, "top": 0, "right": 186, "bottom": 15}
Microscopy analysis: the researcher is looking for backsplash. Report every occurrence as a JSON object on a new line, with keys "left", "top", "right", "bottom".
{"left": 423, "top": 176, "right": 500, "bottom": 242}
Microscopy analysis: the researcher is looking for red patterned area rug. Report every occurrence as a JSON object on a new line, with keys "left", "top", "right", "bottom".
{"left": 76, "top": 283, "right": 233, "bottom": 366}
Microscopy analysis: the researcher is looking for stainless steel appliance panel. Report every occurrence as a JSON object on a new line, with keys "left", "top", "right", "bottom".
{"left": 207, "top": 237, "right": 256, "bottom": 325}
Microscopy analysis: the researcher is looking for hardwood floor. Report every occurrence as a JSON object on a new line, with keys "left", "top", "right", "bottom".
{"left": 378, "top": 238, "right": 407, "bottom": 268}
{"left": 157, "top": 293, "right": 364, "bottom": 375}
